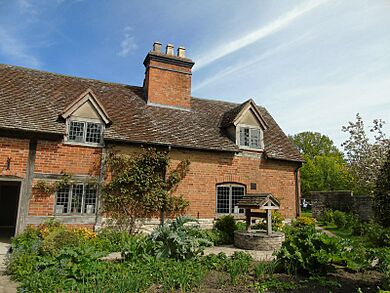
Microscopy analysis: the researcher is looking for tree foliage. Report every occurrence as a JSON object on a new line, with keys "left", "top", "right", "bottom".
{"left": 101, "top": 148, "right": 190, "bottom": 233}
{"left": 290, "top": 132, "right": 352, "bottom": 196}
{"left": 374, "top": 149, "right": 390, "bottom": 227}
{"left": 342, "top": 114, "right": 389, "bottom": 194}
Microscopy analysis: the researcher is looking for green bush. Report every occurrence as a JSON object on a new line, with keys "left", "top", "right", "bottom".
{"left": 149, "top": 216, "right": 212, "bottom": 260}
{"left": 214, "top": 215, "right": 236, "bottom": 243}
{"left": 333, "top": 210, "right": 348, "bottom": 229}
{"left": 365, "top": 223, "right": 390, "bottom": 247}
{"left": 320, "top": 210, "right": 334, "bottom": 225}
{"left": 292, "top": 216, "right": 315, "bottom": 227}
{"left": 276, "top": 225, "right": 342, "bottom": 275}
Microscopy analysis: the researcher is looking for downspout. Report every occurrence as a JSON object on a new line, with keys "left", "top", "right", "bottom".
{"left": 294, "top": 165, "right": 301, "bottom": 217}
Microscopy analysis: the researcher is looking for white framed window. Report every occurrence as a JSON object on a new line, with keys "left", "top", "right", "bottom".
{"left": 238, "top": 125, "right": 262, "bottom": 149}
{"left": 66, "top": 120, "right": 104, "bottom": 146}
{"left": 216, "top": 184, "right": 245, "bottom": 214}
{"left": 55, "top": 183, "right": 97, "bottom": 215}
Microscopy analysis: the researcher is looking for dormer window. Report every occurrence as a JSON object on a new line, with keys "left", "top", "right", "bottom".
{"left": 60, "top": 89, "right": 111, "bottom": 147}
{"left": 68, "top": 120, "right": 103, "bottom": 145}
{"left": 239, "top": 126, "right": 261, "bottom": 149}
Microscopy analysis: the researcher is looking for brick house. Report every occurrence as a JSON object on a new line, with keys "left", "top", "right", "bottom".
{"left": 0, "top": 42, "right": 303, "bottom": 236}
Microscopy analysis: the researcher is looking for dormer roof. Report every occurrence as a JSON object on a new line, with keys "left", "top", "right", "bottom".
{"left": 220, "top": 99, "right": 267, "bottom": 129}
{"left": 60, "top": 89, "right": 111, "bottom": 124}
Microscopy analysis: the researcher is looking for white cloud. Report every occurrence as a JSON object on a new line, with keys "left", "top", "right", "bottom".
{"left": 0, "top": 27, "right": 41, "bottom": 67}
{"left": 117, "top": 26, "right": 137, "bottom": 57}
{"left": 193, "top": 0, "right": 327, "bottom": 71}
{"left": 193, "top": 32, "right": 313, "bottom": 92}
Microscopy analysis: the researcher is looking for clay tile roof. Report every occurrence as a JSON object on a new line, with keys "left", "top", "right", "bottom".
{"left": 0, "top": 64, "right": 303, "bottom": 162}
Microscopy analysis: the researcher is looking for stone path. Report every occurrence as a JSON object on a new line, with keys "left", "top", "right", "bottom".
{"left": 316, "top": 226, "right": 337, "bottom": 237}
{"left": 204, "top": 245, "right": 275, "bottom": 261}
{"left": 0, "top": 240, "right": 17, "bottom": 293}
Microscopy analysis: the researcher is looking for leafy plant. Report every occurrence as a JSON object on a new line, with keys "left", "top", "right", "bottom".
{"left": 276, "top": 225, "right": 342, "bottom": 275}
{"left": 292, "top": 216, "right": 315, "bottom": 227}
{"left": 214, "top": 215, "right": 236, "bottom": 244}
{"left": 101, "top": 148, "right": 190, "bottom": 233}
{"left": 149, "top": 216, "right": 212, "bottom": 260}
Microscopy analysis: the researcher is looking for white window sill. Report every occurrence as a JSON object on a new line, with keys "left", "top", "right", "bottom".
{"left": 63, "top": 141, "right": 104, "bottom": 148}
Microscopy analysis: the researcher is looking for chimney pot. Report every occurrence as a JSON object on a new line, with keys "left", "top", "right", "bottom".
{"left": 177, "top": 46, "right": 186, "bottom": 58}
{"left": 153, "top": 41, "right": 162, "bottom": 52}
{"left": 166, "top": 44, "right": 174, "bottom": 55}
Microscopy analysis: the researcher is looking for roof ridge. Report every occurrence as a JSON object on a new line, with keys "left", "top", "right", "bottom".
{"left": 0, "top": 63, "right": 142, "bottom": 89}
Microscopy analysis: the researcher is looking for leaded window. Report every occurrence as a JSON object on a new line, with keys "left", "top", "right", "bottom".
{"left": 239, "top": 126, "right": 262, "bottom": 149}
{"left": 67, "top": 120, "right": 103, "bottom": 145}
{"left": 216, "top": 184, "right": 245, "bottom": 214}
{"left": 55, "top": 183, "right": 97, "bottom": 215}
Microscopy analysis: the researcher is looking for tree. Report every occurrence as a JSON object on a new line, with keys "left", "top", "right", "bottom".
{"left": 290, "top": 132, "right": 352, "bottom": 196}
{"left": 374, "top": 149, "right": 390, "bottom": 227}
{"left": 289, "top": 131, "right": 340, "bottom": 159}
{"left": 342, "top": 114, "right": 389, "bottom": 195}
{"left": 101, "top": 148, "right": 190, "bottom": 233}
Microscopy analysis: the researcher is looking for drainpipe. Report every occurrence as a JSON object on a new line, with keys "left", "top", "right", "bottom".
{"left": 294, "top": 166, "right": 301, "bottom": 217}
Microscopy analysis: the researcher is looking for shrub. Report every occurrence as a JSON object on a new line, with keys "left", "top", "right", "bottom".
{"left": 333, "top": 210, "right": 348, "bottom": 228}
{"left": 365, "top": 223, "right": 390, "bottom": 247}
{"left": 149, "top": 216, "right": 212, "bottom": 260}
{"left": 214, "top": 215, "right": 236, "bottom": 243}
{"left": 292, "top": 216, "right": 315, "bottom": 227}
{"left": 320, "top": 210, "right": 334, "bottom": 225}
{"left": 276, "top": 225, "right": 342, "bottom": 275}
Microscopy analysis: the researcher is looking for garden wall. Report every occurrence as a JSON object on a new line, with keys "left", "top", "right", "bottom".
{"left": 311, "top": 191, "right": 374, "bottom": 221}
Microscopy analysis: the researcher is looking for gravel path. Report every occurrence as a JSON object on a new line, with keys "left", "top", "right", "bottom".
{"left": 204, "top": 245, "right": 275, "bottom": 261}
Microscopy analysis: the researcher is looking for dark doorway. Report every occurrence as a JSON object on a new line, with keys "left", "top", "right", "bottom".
{"left": 0, "top": 181, "right": 21, "bottom": 240}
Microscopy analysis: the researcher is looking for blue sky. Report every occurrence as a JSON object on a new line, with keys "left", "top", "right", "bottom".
{"left": 1, "top": 0, "right": 389, "bottom": 148}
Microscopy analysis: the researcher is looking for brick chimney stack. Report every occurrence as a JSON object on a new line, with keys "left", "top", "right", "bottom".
{"left": 143, "top": 42, "right": 195, "bottom": 109}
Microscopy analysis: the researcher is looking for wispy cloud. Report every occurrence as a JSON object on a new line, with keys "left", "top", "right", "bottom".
{"left": 117, "top": 26, "right": 137, "bottom": 57}
{"left": 0, "top": 27, "right": 41, "bottom": 67}
{"left": 194, "top": 0, "right": 327, "bottom": 71}
{"left": 193, "top": 31, "right": 313, "bottom": 92}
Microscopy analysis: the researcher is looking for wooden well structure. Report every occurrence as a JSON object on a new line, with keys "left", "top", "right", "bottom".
{"left": 237, "top": 193, "right": 280, "bottom": 235}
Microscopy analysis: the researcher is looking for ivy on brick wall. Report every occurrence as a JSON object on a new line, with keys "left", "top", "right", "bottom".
{"left": 33, "top": 173, "right": 74, "bottom": 197}
{"left": 101, "top": 148, "right": 190, "bottom": 233}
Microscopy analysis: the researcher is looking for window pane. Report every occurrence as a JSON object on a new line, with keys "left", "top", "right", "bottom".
{"left": 69, "top": 121, "right": 85, "bottom": 142}
{"left": 71, "top": 184, "right": 83, "bottom": 213}
{"left": 84, "top": 185, "right": 97, "bottom": 214}
{"left": 240, "top": 127, "right": 250, "bottom": 146}
{"left": 250, "top": 128, "right": 261, "bottom": 149}
{"left": 56, "top": 186, "right": 70, "bottom": 214}
{"left": 86, "top": 123, "right": 103, "bottom": 143}
{"left": 216, "top": 186, "right": 230, "bottom": 213}
{"left": 231, "top": 186, "right": 245, "bottom": 214}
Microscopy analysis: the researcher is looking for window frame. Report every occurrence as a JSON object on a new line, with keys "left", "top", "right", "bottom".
{"left": 216, "top": 183, "right": 246, "bottom": 215}
{"left": 65, "top": 117, "right": 104, "bottom": 147}
{"left": 54, "top": 183, "right": 98, "bottom": 215}
{"left": 236, "top": 124, "right": 264, "bottom": 151}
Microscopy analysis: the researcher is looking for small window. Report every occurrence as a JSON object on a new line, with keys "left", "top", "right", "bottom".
{"left": 55, "top": 183, "right": 97, "bottom": 215}
{"left": 67, "top": 120, "right": 103, "bottom": 145}
{"left": 216, "top": 184, "right": 245, "bottom": 214}
{"left": 239, "top": 126, "right": 262, "bottom": 149}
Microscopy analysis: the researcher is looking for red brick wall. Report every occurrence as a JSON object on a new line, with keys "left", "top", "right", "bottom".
{"left": 145, "top": 59, "right": 192, "bottom": 108}
{"left": 116, "top": 146, "right": 299, "bottom": 220}
{"left": 29, "top": 140, "right": 102, "bottom": 217}
{"left": 34, "top": 141, "right": 102, "bottom": 176}
{"left": 0, "top": 137, "right": 29, "bottom": 177}
{"left": 169, "top": 149, "right": 298, "bottom": 219}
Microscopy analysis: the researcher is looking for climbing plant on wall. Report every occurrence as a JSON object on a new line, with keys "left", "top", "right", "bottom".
{"left": 101, "top": 148, "right": 190, "bottom": 233}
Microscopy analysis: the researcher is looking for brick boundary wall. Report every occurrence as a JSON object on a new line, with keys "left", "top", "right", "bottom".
{"left": 310, "top": 191, "right": 374, "bottom": 221}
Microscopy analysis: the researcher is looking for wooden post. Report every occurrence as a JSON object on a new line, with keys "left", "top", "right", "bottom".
{"left": 266, "top": 208, "right": 272, "bottom": 236}
{"left": 245, "top": 208, "right": 251, "bottom": 231}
